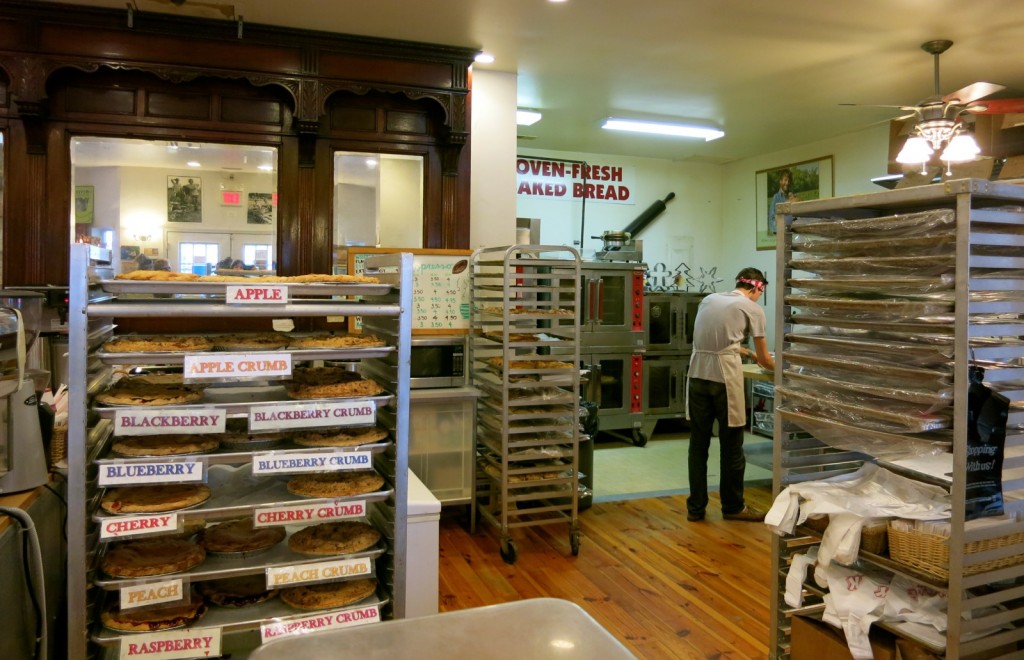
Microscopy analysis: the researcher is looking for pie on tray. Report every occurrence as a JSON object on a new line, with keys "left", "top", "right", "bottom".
{"left": 101, "top": 484, "right": 212, "bottom": 515}
{"left": 200, "top": 518, "right": 286, "bottom": 555}
{"left": 197, "top": 575, "right": 277, "bottom": 608}
{"left": 286, "top": 471, "right": 386, "bottom": 498}
{"left": 487, "top": 355, "right": 574, "bottom": 370}
{"left": 211, "top": 332, "right": 291, "bottom": 351}
{"left": 101, "top": 591, "right": 207, "bottom": 632}
{"left": 114, "top": 270, "right": 201, "bottom": 282}
{"left": 279, "top": 578, "right": 377, "bottom": 611}
{"left": 287, "top": 521, "right": 382, "bottom": 556}
{"left": 102, "top": 335, "right": 213, "bottom": 353}
{"left": 287, "top": 333, "right": 386, "bottom": 349}
{"left": 284, "top": 366, "right": 384, "bottom": 399}
{"left": 111, "top": 434, "right": 220, "bottom": 457}
{"left": 292, "top": 426, "right": 389, "bottom": 448}
{"left": 95, "top": 381, "right": 205, "bottom": 407}
{"left": 101, "top": 538, "right": 206, "bottom": 578}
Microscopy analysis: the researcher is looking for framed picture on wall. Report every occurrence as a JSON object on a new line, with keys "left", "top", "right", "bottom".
{"left": 755, "top": 156, "right": 833, "bottom": 250}
{"left": 168, "top": 175, "right": 202, "bottom": 223}
{"left": 247, "top": 192, "right": 274, "bottom": 224}
{"left": 75, "top": 185, "right": 94, "bottom": 224}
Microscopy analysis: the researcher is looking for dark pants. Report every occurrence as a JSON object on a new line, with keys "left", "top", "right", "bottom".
{"left": 686, "top": 377, "right": 747, "bottom": 516}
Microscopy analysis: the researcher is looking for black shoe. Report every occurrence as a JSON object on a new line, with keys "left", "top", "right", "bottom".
{"left": 722, "top": 506, "right": 765, "bottom": 522}
{"left": 686, "top": 511, "right": 704, "bottom": 522}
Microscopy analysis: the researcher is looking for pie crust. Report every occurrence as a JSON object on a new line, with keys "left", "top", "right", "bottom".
{"left": 279, "top": 578, "right": 377, "bottom": 611}
{"left": 111, "top": 434, "right": 220, "bottom": 457}
{"left": 200, "top": 518, "right": 286, "bottom": 555}
{"left": 287, "top": 521, "right": 382, "bottom": 556}
{"left": 101, "top": 484, "right": 212, "bottom": 515}
{"left": 100, "top": 591, "right": 207, "bottom": 632}
{"left": 487, "top": 355, "right": 574, "bottom": 370}
{"left": 284, "top": 367, "right": 384, "bottom": 400}
{"left": 114, "top": 271, "right": 201, "bottom": 282}
{"left": 292, "top": 426, "right": 389, "bottom": 448}
{"left": 196, "top": 575, "right": 277, "bottom": 608}
{"left": 102, "top": 335, "right": 213, "bottom": 353}
{"left": 286, "top": 471, "right": 386, "bottom": 498}
{"left": 287, "top": 333, "right": 385, "bottom": 349}
{"left": 95, "top": 381, "right": 205, "bottom": 407}
{"left": 101, "top": 538, "right": 206, "bottom": 578}
{"left": 211, "top": 332, "right": 291, "bottom": 351}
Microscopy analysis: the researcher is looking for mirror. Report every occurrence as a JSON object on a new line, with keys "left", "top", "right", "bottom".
{"left": 70, "top": 137, "right": 278, "bottom": 275}
{"left": 332, "top": 150, "right": 423, "bottom": 273}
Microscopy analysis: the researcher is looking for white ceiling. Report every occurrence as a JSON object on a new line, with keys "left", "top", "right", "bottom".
{"left": 40, "top": 0, "right": 1024, "bottom": 164}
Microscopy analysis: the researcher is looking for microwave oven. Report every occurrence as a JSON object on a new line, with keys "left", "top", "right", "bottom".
{"left": 409, "top": 335, "right": 466, "bottom": 388}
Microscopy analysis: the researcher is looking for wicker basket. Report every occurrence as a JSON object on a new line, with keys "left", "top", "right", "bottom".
{"left": 887, "top": 522, "right": 1024, "bottom": 580}
{"left": 51, "top": 424, "right": 68, "bottom": 465}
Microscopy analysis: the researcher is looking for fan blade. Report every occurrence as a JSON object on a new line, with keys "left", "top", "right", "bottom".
{"left": 967, "top": 98, "right": 1024, "bottom": 115}
{"left": 840, "top": 103, "right": 916, "bottom": 110}
{"left": 943, "top": 82, "right": 1005, "bottom": 104}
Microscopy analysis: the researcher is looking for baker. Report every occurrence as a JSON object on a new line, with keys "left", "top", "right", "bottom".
{"left": 685, "top": 267, "right": 775, "bottom": 523}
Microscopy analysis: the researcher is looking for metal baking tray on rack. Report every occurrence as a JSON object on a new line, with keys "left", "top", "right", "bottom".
{"left": 93, "top": 389, "right": 394, "bottom": 418}
{"left": 92, "top": 532, "right": 386, "bottom": 590}
{"left": 99, "top": 279, "right": 393, "bottom": 297}
{"left": 95, "top": 439, "right": 392, "bottom": 469}
{"left": 90, "top": 592, "right": 390, "bottom": 646}
{"left": 92, "top": 463, "right": 393, "bottom": 528}
{"left": 95, "top": 345, "right": 395, "bottom": 365}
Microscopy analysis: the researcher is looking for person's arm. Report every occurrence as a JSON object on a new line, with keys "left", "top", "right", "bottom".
{"left": 750, "top": 336, "right": 774, "bottom": 371}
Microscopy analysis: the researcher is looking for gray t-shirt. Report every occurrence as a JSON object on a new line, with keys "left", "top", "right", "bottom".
{"left": 687, "top": 290, "right": 767, "bottom": 383}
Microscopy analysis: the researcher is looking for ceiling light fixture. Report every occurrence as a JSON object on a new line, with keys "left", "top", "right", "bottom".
{"left": 187, "top": 161, "right": 201, "bottom": 167}
{"left": 517, "top": 109, "right": 543, "bottom": 126}
{"left": 601, "top": 117, "right": 724, "bottom": 141}
{"left": 474, "top": 52, "right": 495, "bottom": 64}
{"left": 896, "top": 118, "right": 981, "bottom": 175}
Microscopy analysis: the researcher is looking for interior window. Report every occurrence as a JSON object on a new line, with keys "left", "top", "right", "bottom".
{"left": 70, "top": 137, "right": 277, "bottom": 276}
{"left": 332, "top": 151, "right": 423, "bottom": 274}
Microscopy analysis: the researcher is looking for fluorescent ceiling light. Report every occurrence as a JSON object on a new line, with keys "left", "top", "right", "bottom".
{"left": 517, "top": 109, "right": 543, "bottom": 126}
{"left": 601, "top": 117, "right": 724, "bottom": 141}
{"left": 187, "top": 161, "right": 201, "bottom": 167}
{"left": 474, "top": 52, "right": 495, "bottom": 64}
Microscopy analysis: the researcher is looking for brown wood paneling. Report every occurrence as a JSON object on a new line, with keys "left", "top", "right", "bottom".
{"left": 319, "top": 52, "right": 456, "bottom": 89}
{"left": 146, "top": 91, "right": 211, "bottom": 121}
{"left": 333, "top": 107, "right": 378, "bottom": 133}
{"left": 385, "top": 110, "right": 427, "bottom": 135}
{"left": 221, "top": 97, "right": 282, "bottom": 126}
{"left": 64, "top": 86, "right": 136, "bottom": 116}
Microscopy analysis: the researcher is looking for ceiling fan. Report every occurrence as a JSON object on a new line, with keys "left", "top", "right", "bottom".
{"left": 845, "top": 40, "right": 1004, "bottom": 132}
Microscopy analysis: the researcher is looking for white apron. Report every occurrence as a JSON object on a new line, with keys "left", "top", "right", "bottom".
{"left": 690, "top": 344, "right": 746, "bottom": 428}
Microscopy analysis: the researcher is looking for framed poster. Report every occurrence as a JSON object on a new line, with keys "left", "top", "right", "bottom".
{"left": 168, "top": 175, "right": 202, "bottom": 223}
{"left": 74, "top": 185, "right": 94, "bottom": 224}
{"left": 247, "top": 192, "right": 274, "bottom": 224}
{"left": 755, "top": 156, "right": 833, "bottom": 250}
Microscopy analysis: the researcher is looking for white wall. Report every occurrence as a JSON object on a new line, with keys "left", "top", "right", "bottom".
{"left": 719, "top": 123, "right": 891, "bottom": 343}
{"left": 469, "top": 69, "right": 519, "bottom": 249}
{"left": 516, "top": 148, "right": 724, "bottom": 282}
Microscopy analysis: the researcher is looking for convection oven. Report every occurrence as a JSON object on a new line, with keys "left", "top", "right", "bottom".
{"left": 643, "top": 290, "right": 706, "bottom": 355}
{"left": 581, "top": 351, "right": 646, "bottom": 445}
{"left": 578, "top": 262, "right": 646, "bottom": 352}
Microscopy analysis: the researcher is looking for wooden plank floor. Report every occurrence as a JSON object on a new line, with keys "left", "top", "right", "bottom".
{"left": 438, "top": 485, "right": 775, "bottom": 659}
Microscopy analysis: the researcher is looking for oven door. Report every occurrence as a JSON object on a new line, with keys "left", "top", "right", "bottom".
{"left": 579, "top": 264, "right": 645, "bottom": 351}
{"left": 581, "top": 352, "right": 644, "bottom": 425}
{"left": 642, "top": 355, "right": 688, "bottom": 417}
{"left": 644, "top": 291, "right": 706, "bottom": 355}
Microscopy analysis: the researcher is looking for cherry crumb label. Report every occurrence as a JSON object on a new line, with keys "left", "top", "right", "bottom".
{"left": 225, "top": 285, "right": 289, "bottom": 304}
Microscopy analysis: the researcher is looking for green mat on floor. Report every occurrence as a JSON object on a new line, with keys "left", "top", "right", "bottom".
{"left": 591, "top": 433, "right": 773, "bottom": 503}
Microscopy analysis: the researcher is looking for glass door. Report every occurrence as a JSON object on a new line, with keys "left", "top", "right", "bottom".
{"left": 165, "top": 232, "right": 230, "bottom": 275}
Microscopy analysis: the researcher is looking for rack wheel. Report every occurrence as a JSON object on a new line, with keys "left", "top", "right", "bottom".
{"left": 570, "top": 530, "right": 581, "bottom": 556}
{"left": 632, "top": 429, "right": 648, "bottom": 447}
{"left": 500, "top": 538, "right": 518, "bottom": 564}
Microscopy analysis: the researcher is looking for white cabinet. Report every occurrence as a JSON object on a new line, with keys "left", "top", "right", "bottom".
{"left": 65, "top": 246, "right": 412, "bottom": 659}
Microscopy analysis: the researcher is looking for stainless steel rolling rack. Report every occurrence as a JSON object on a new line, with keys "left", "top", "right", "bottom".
{"left": 65, "top": 244, "right": 413, "bottom": 659}
{"left": 469, "top": 245, "right": 582, "bottom": 564}
{"left": 770, "top": 179, "right": 1024, "bottom": 659}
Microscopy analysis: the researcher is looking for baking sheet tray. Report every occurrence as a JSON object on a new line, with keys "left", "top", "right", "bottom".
{"left": 792, "top": 233, "right": 956, "bottom": 256}
{"left": 93, "top": 463, "right": 391, "bottom": 528}
{"left": 93, "top": 388, "right": 393, "bottom": 418}
{"left": 97, "top": 440, "right": 390, "bottom": 468}
{"left": 96, "top": 345, "right": 394, "bottom": 365}
{"left": 91, "top": 593, "right": 388, "bottom": 645}
{"left": 785, "top": 295, "right": 954, "bottom": 316}
{"left": 100, "top": 279, "right": 392, "bottom": 297}
{"left": 791, "top": 209, "right": 955, "bottom": 237}
{"left": 789, "top": 314, "right": 955, "bottom": 334}
{"left": 790, "top": 254, "right": 956, "bottom": 275}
